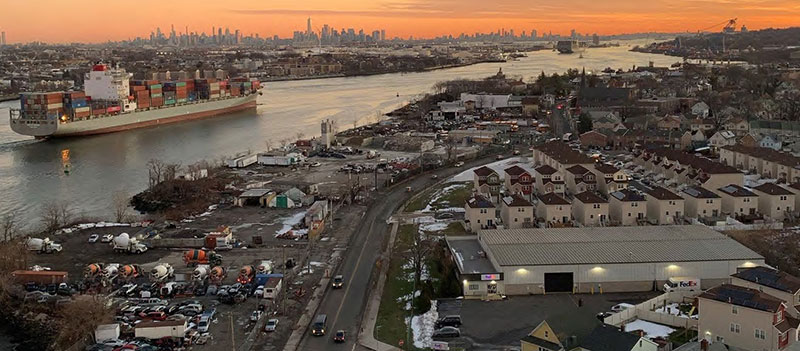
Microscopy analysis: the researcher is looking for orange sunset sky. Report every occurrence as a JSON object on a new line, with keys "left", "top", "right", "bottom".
{"left": 1, "top": 0, "right": 799, "bottom": 43}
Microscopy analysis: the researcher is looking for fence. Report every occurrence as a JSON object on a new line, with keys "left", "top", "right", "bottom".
{"left": 604, "top": 292, "right": 698, "bottom": 330}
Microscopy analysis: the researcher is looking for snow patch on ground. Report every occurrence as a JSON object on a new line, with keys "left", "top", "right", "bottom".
{"left": 654, "top": 303, "right": 698, "bottom": 319}
{"left": 420, "top": 222, "right": 449, "bottom": 232}
{"left": 421, "top": 183, "right": 468, "bottom": 213}
{"left": 449, "top": 157, "right": 534, "bottom": 182}
{"left": 410, "top": 300, "right": 438, "bottom": 348}
{"left": 275, "top": 211, "right": 307, "bottom": 236}
{"left": 623, "top": 319, "right": 675, "bottom": 338}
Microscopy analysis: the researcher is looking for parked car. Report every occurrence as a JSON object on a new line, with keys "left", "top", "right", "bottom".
{"left": 197, "top": 316, "right": 210, "bottom": 333}
{"left": 435, "top": 315, "right": 462, "bottom": 328}
{"left": 88, "top": 234, "right": 100, "bottom": 243}
{"left": 611, "top": 303, "right": 634, "bottom": 312}
{"left": 250, "top": 311, "right": 263, "bottom": 323}
{"left": 254, "top": 285, "right": 264, "bottom": 296}
{"left": 332, "top": 275, "right": 344, "bottom": 289}
{"left": 596, "top": 312, "right": 613, "bottom": 321}
{"left": 310, "top": 162, "right": 321, "bottom": 167}
{"left": 454, "top": 161, "right": 464, "bottom": 167}
{"left": 431, "top": 174, "right": 439, "bottom": 179}
{"left": 101, "top": 234, "right": 114, "bottom": 243}
{"left": 265, "top": 318, "right": 278, "bottom": 332}
{"left": 333, "top": 330, "right": 346, "bottom": 343}
{"left": 433, "top": 326, "right": 460, "bottom": 338}
{"left": 206, "top": 285, "right": 218, "bottom": 296}
{"left": 435, "top": 212, "right": 454, "bottom": 220}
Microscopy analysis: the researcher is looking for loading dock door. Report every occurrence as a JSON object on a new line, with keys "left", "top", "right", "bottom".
{"left": 544, "top": 272, "right": 573, "bottom": 293}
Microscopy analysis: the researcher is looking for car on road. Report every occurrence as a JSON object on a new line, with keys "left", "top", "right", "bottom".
{"left": 435, "top": 315, "right": 462, "bottom": 328}
{"left": 433, "top": 326, "right": 460, "bottom": 338}
{"left": 310, "top": 162, "right": 321, "bottom": 167}
{"left": 431, "top": 174, "right": 439, "bottom": 179}
{"left": 101, "top": 234, "right": 114, "bottom": 243}
{"left": 88, "top": 234, "right": 100, "bottom": 243}
{"left": 495, "top": 155, "right": 504, "bottom": 160}
{"left": 250, "top": 310, "right": 263, "bottom": 322}
{"left": 435, "top": 212, "right": 454, "bottom": 220}
{"left": 333, "top": 330, "right": 346, "bottom": 343}
{"left": 611, "top": 303, "right": 634, "bottom": 312}
{"left": 454, "top": 161, "right": 464, "bottom": 167}
{"left": 332, "top": 275, "right": 344, "bottom": 289}
{"left": 265, "top": 318, "right": 278, "bottom": 332}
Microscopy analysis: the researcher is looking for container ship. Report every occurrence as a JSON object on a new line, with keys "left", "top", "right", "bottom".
{"left": 556, "top": 40, "right": 587, "bottom": 54}
{"left": 9, "top": 64, "right": 262, "bottom": 138}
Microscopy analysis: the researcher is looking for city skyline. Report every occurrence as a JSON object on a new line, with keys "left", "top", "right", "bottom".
{"left": 2, "top": 0, "right": 799, "bottom": 44}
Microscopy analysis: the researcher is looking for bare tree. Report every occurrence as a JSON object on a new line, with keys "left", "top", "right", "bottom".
{"left": 147, "top": 159, "right": 166, "bottom": 189}
{"left": 41, "top": 201, "right": 72, "bottom": 232}
{"left": 295, "top": 132, "right": 305, "bottom": 141}
{"left": 54, "top": 296, "right": 114, "bottom": 349}
{"left": 163, "top": 163, "right": 181, "bottom": 182}
{"left": 406, "top": 230, "right": 433, "bottom": 287}
{"left": 264, "top": 139, "right": 273, "bottom": 151}
{"left": 1, "top": 212, "right": 20, "bottom": 242}
{"left": 444, "top": 138, "right": 458, "bottom": 163}
{"left": 112, "top": 191, "right": 131, "bottom": 223}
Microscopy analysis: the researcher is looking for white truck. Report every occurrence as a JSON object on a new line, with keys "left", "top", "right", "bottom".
{"left": 257, "top": 260, "right": 273, "bottom": 274}
{"left": 263, "top": 277, "right": 283, "bottom": 299}
{"left": 25, "top": 238, "right": 63, "bottom": 254}
{"left": 112, "top": 233, "right": 148, "bottom": 254}
{"left": 134, "top": 320, "right": 187, "bottom": 339}
{"left": 227, "top": 154, "right": 258, "bottom": 168}
{"left": 663, "top": 277, "right": 700, "bottom": 293}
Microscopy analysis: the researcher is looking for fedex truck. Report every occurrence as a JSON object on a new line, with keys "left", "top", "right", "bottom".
{"left": 663, "top": 277, "right": 700, "bottom": 293}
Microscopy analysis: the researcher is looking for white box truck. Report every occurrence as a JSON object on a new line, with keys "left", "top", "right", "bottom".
{"left": 663, "top": 277, "right": 700, "bottom": 293}
{"left": 263, "top": 277, "right": 283, "bottom": 299}
{"left": 94, "top": 323, "right": 120, "bottom": 342}
{"left": 134, "top": 320, "right": 187, "bottom": 339}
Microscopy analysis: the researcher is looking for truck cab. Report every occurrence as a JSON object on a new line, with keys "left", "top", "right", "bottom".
{"left": 663, "top": 277, "right": 700, "bottom": 293}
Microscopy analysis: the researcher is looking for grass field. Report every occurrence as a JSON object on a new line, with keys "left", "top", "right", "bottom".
{"left": 374, "top": 224, "right": 417, "bottom": 349}
{"left": 404, "top": 182, "right": 473, "bottom": 212}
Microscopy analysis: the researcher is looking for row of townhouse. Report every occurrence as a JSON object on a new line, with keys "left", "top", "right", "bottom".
{"left": 720, "top": 144, "right": 800, "bottom": 183}
{"left": 699, "top": 266, "right": 800, "bottom": 351}
{"left": 636, "top": 148, "right": 745, "bottom": 190}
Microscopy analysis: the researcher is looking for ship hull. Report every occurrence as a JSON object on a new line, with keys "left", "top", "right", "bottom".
{"left": 11, "top": 94, "right": 258, "bottom": 138}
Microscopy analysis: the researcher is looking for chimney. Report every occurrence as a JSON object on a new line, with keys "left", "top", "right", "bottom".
{"left": 700, "top": 338, "right": 709, "bottom": 351}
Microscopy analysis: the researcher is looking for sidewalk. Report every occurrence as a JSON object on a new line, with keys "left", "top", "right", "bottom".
{"left": 358, "top": 221, "right": 402, "bottom": 351}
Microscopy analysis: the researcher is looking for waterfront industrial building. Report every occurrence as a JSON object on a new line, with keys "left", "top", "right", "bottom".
{"left": 447, "top": 225, "right": 764, "bottom": 297}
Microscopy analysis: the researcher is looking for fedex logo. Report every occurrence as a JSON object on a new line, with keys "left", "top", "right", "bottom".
{"left": 679, "top": 281, "right": 697, "bottom": 287}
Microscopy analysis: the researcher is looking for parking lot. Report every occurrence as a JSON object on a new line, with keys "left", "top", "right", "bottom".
{"left": 436, "top": 292, "right": 659, "bottom": 350}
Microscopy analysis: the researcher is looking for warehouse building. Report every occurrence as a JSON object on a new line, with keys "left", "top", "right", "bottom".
{"left": 447, "top": 225, "right": 764, "bottom": 297}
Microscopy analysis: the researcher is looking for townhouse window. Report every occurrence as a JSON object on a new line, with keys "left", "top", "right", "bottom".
{"left": 628, "top": 213, "right": 631, "bottom": 217}
{"left": 781, "top": 196, "right": 787, "bottom": 201}
{"left": 732, "top": 305, "right": 738, "bottom": 314}
{"left": 632, "top": 202, "right": 638, "bottom": 207}
{"left": 755, "top": 328, "right": 766, "bottom": 340}
{"left": 590, "top": 215, "right": 594, "bottom": 219}
{"left": 730, "top": 323, "right": 740, "bottom": 333}
{"left": 778, "top": 207, "right": 781, "bottom": 211}
{"left": 666, "top": 211, "right": 670, "bottom": 216}
{"left": 514, "top": 218, "right": 518, "bottom": 222}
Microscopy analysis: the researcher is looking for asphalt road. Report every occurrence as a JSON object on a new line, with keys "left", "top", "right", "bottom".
{"left": 298, "top": 155, "right": 499, "bottom": 351}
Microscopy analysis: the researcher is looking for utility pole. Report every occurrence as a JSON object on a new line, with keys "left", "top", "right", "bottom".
{"left": 230, "top": 312, "right": 236, "bottom": 350}
{"left": 282, "top": 245, "right": 287, "bottom": 315}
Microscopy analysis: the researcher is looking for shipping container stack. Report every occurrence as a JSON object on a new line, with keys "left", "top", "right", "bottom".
{"left": 19, "top": 92, "right": 64, "bottom": 121}
{"left": 195, "top": 78, "right": 220, "bottom": 100}
{"left": 149, "top": 81, "right": 163, "bottom": 107}
{"left": 219, "top": 81, "right": 228, "bottom": 97}
{"left": 63, "top": 91, "right": 90, "bottom": 120}
{"left": 130, "top": 83, "right": 150, "bottom": 109}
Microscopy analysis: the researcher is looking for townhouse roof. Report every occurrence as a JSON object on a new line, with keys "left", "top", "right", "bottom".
{"left": 732, "top": 266, "right": 800, "bottom": 294}
{"left": 594, "top": 163, "right": 619, "bottom": 174}
{"left": 478, "top": 225, "right": 763, "bottom": 266}
{"left": 648, "top": 148, "right": 741, "bottom": 175}
{"left": 473, "top": 166, "right": 496, "bottom": 177}
{"left": 789, "top": 182, "right": 800, "bottom": 192}
{"left": 538, "top": 193, "right": 571, "bottom": 205}
{"left": 699, "top": 284, "right": 784, "bottom": 313}
{"left": 682, "top": 186, "right": 720, "bottom": 199}
{"left": 520, "top": 335, "right": 561, "bottom": 350}
{"left": 502, "top": 194, "right": 533, "bottom": 207}
{"left": 466, "top": 195, "right": 495, "bottom": 209}
{"left": 535, "top": 164, "right": 558, "bottom": 175}
{"left": 646, "top": 186, "right": 683, "bottom": 201}
{"left": 573, "top": 191, "right": 608, "bottom": 204}
{"left": 534, "top": 140, "right": 594, "bottom": 165}
{"left": 566, "top": 165, "right": 591, "bottom": 175}
{"left": 723, "top": 144, "right": 800, "bottom": 169}
{"left": 504, "top": 165, "right": 529, "bottom": 176}
{"left": 717, "top": 184, "right": 757, "bottom": 197}
{"left": 580, "top": 325, "right": 644, "bottom": 351}
{"left": 610, "top": 189, "right": 645, "bottom": 202}
{"left": 753, "top": 183, "right": 794, "bottom": 196}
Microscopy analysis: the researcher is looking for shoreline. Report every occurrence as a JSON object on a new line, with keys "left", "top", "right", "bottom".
{"left": 260, "top": 59, "right": 505, "bottom": 82}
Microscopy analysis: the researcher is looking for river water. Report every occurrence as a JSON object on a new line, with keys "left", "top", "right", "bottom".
{"left": 0, "top": 44, "right": 681, "bottom": 227}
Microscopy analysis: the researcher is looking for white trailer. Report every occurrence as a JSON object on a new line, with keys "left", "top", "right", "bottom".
{"left": 263, "top": 277, "right": 283, "bottom": 299}
{"left": 95, "top": 323, "right": 120, "bottom": 342}
{"left": 134, "top": 320, "right": 187, "bottom": 339}
{"left": 228, "top": 154, "right": 257, "bottom": 168}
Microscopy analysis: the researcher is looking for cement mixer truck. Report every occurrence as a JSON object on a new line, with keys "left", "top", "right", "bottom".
{"left": 237, "top": 265, "right": 255, "bottom": 284}
{"left": 150, "top": 263, "right": 174, "bottom": 282}
{"left": 25, "top": 238, "right": 63, "bottom": 254}
{"left": 183, "top": 250, "right": 222, "bottom": 267}
{"left": 112, "top": 233, "right": 148, "bottom": 254}
{"left": 85, "top": 263, "right": 103, "bottom": 278}
{"left": 119, "top": 264, "right": 141, "bottom": 279}
{"left": 209, "top": 266, "right": 226, "bottom": 285}
{"left": 193, "top": 265, "right": 210, "bottom": 281}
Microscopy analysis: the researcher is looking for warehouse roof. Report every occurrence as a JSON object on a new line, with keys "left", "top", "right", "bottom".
{"left": 478, "top": 225, "right": 763, "bottom": 266}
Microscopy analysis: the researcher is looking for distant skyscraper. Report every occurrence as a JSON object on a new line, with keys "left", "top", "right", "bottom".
{"left": 570, "top": 29, "right": 576, "bottom": 39}
{"left": 532, "top": 30, "right": 538, "bottom": 39}
{"left": 380, "top": 29, "right": 386, "bottom": 41}
{"left": 307, "top": 17, "right": 312, "bottom": 35}
{"left": 0, "top": 31, "right": 5, "bottom": 46}
{"left": 592, "top": 33, "right": 599, "bottom": 45}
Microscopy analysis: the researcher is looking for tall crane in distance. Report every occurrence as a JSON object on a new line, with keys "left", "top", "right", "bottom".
{"left": 697, "top": 18, "right": 738, "bottom": 34}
